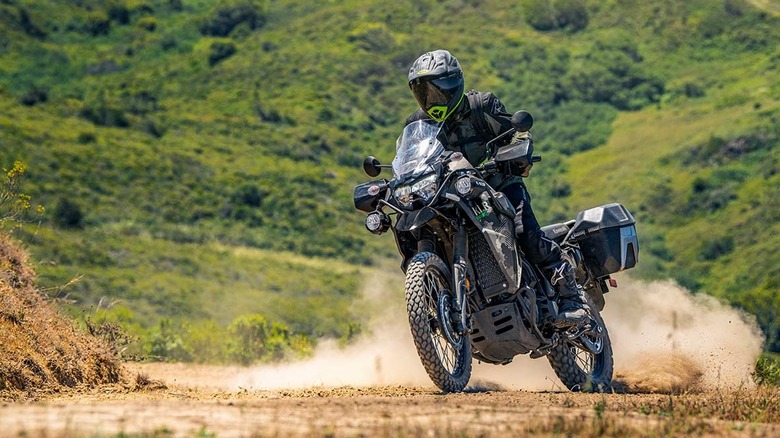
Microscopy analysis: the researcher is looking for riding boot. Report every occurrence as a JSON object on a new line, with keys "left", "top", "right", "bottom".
{"left": 544, "top": 257, "right": 589, "bottom": 328}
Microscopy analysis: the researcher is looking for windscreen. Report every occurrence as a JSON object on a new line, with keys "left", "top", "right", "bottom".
{"left": 391, "top": 120, "right": 445, "bottom": 180}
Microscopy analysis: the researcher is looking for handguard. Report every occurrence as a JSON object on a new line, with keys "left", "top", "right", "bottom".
{"left": 494, "top": 137, "right": 534, "bottom": 177}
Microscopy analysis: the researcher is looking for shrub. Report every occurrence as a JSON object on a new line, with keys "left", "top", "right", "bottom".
{"left": 53, "top": 199, "right": 84, "bottom": 229}
{"left": 227, "top": 314, "right": 296, "bottom": 364}
{"left": 19, "top": 85, "right": 48, "bottom": 106}
{"left": 137, "top": 17, "right": 157, "bottom": 32}
{"left": 698, "top": 236, "right": 734, "bottom": 261}
{"left": 544, "top": 101, "right": 617, "bottom": 154}
{"left": 84, "top": 12, "right": 111, "bottom": 36}
{"left": 183, "top": 320, "right": 228, "bottom": 363}
{"left": 232, "top": 184, "right": 264, "bottom": 208}
{"left": 753, "top": 355, "right": 780, "bottom": 386}
{"left": 167, "top": 0, "right": 184, "bottom": 12}
{"left": 77, "top": 132, "right": 97, "bottom": 144}
{"left": 147, "top": 319, "right": 192, "bottom": 362}
{"left": 1, "top": 161, "right": 43, "bottom": 225}
{"left": 347, "top": 23, "right": 395, "bottom": 52}
{"left": 208, "top": 41, "right": 237, "bottom": 66}
{"left": 200, "top": 0, "right": 266, "bottom": 37}
{"left": 18, "top": 8, "right": 47, "bottom": 39}
{"left": 683, "top": 81, "right": 706, "bottom": 98}
{"left": 522, "top": 0, "right": 588, "bottom": 33}
{"left": 563, "top": 41, "right": 665, "bottom": 110}
{"left": 80, "top": 97, "right": 130, "bottom": 127}
{"left": 107, "top": 4, "right": 131, "bottom": 25}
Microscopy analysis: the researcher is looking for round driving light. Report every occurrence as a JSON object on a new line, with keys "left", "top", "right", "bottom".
{"left": 455, "top": 176, "right": 472, "bottom": 195}
{"left": 365, "top": 213, "right": 382, "bottom": 231}
{"left": 368, "top": 185, "right": 380, "bottom": 196}
{"left": 365, "top": 212, "right": 389, "bottom": 235}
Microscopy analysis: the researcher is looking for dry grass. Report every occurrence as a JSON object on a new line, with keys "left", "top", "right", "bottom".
{"left": 0, "top": 232, "right": 126, "bottom": 400}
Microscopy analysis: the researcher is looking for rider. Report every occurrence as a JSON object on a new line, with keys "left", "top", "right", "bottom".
{"left": 405, "top": 49, "right": 588, "bottom": 327}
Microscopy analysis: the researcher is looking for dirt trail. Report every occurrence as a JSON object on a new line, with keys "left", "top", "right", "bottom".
{"left": 0, "top": 377, "right": 778, "bottom": 437}
{"left": 1, "top": 271, "right": 773, "bottom": 436}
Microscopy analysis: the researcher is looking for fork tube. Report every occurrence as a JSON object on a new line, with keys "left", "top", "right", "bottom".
{"left": 453, "top": 215, "right": 469, "bottom": 333}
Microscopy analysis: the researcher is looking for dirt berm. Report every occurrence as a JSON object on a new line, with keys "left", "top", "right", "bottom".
{"left": 0, "top": 233, "right": 124, "bottom": 400}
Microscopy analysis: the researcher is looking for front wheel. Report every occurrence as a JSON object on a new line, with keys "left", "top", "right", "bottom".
{"left": 405, "top": 251, "right": 472, "bottom": 392}
{"left": 547, "top": 295, "right": 613, "bottom": 392}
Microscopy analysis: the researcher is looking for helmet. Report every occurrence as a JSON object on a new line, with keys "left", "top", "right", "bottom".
{"left": 408, "top": 50, "right": 465, "bottom": 122}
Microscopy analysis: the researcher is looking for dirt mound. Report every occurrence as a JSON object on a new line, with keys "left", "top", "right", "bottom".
{"left": 0, "top": 233, "right": 125, "bottom": 400}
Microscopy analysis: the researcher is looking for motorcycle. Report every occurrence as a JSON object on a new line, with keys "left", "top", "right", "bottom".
{"left": 353, "top": 111, "right": 639, "bottom": 392}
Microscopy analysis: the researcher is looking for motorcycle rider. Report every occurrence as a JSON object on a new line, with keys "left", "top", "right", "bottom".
{"left": 405, "top": 49, "right": 588, "bottom": 327}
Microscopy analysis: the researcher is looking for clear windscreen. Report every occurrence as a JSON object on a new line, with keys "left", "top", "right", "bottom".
{"left": 391, "top": 120, "right": 445, "bottom": 180}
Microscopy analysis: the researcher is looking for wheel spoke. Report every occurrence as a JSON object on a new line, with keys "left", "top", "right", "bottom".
{"left": 570, "top": 345, "right": 594, "bottom": 373}
{"left": 422, "top": 267, "right": 461, "bottom": 374}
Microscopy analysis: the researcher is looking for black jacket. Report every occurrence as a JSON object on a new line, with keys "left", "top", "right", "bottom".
{"left": 405, "top": 91, "right": 515, "bottom": 166}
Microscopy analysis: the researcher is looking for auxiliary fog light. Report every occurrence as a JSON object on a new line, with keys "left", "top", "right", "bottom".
{"left": 365, "top": 212, "right": 390, "bottom": 235}
{"left": 455, "top": 176, "right": 473, "bottom": 196}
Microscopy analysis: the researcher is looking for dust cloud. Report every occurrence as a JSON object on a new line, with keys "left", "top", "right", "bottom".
{"left": 231, "top": 271, "right": 764, "bottom": 392}
{"left": 603, "top": 275, "right": 764, "bottom": 391}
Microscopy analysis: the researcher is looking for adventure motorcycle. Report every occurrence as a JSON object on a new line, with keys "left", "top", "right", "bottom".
{"left": 353, "top": 112, "right": 638, "bottom": 392}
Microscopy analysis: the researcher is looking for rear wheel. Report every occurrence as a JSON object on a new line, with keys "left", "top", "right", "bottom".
{"left": 405, "top": 252, "right": 471, "bottom": 392}
{"left": 547, "top": 296, "right": 613, "bottom": 392}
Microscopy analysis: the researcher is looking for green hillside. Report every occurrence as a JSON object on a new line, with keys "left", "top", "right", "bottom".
{"left": 0, "top": 0, "right": 778, "bottom": 358}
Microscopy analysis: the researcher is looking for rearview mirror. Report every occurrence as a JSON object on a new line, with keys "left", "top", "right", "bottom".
{"left": 511, "top": 111, "right": 533, "bottom": 132}
{"left": 363, "top": 156, "right": 382, "bottom": 177}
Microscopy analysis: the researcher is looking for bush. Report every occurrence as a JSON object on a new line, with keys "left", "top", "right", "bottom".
{"left": 80, "top": 96, "right": 130, "bottom": 127}
{"left": 167, "top": 0, "right": 184, "bottom": 12}
{"left": 183, "top": 320, "right": 228, "bottom": 363}
{"left": 18, "top": 8, "right": 47, "bottom": 39}
{"left": 522, "top": 0, "right": 588, "bottom": 33}
{"left": 563, "top": 40, "right": 665, "bottom": 110}
{"left": 200, "top": 0, "right": 266, "bottom": 37}
{"left": 107, "top": 4, "right": 131, "bottom": 25}
{"left": 227, "top": 314, "right": 300, "bottom": 364}
{"left": 208, "top": 41, "right": 237, "bottom": 66}
{"left": 683, "top": 81, "right": 706, "bottom": 98}
{"left": 544, "top": 101, "right": 617, "bottom": 154}
{"left": 347, "top": 23, "right": 395, "bottom": 52}
{"left": 1, "top": 161, "right": 43, "bottom": 225}
{"left": 698, "top": 236, "right": 734, "bottom": 261}
{"left": 137, "top": 17, "right": 157, "bottom": 32}
{"left": 77, "top": 132, "right": 97, "bottom": 144}
{"left": 53, "top": 199, "right": 84, "bottom": 229}
{"left": 19, "top": 85, "right": 48, "bottom": 106}
{"left": 84, "top": 12, "right": 111, "bottom": 36}
{"left": 753, "top": 355, "right": 780, "bottom": 386}
{"left": 147, "top": 319, "right": 192, "bottom": 362}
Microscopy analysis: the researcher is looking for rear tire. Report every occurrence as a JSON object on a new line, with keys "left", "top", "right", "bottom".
{"left": 405, "top": 252, "right": 472, "bottom": 393}
{"left": 547, "top": 296, "right": 613, "bottom": 392}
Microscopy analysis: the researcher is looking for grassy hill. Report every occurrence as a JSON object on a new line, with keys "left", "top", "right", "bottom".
{"left": 0, "top": 0, "right": 778, "bottom": 358}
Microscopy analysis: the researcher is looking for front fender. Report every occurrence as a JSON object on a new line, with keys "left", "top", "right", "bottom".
{"left": 395, "top": 206, "right": 440, "bottom": 232}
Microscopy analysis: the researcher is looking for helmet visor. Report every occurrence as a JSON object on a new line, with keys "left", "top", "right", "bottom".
{"left": 410, "top": 73, "right": 463, "bottom": 113}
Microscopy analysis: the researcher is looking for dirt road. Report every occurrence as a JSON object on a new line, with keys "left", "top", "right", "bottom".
{"left": 0, "top": 362, "right": 778, "bottom": 437}
{"left": 1, "top": 277, "right": 777, "bottom": 437}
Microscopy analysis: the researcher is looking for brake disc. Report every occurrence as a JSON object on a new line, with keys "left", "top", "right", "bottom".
{"left": 437, "top": 291, "right": 464, "bottom": 348}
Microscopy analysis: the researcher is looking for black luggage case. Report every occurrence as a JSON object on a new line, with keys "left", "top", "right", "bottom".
{"left": 569, "top": 203, "right": 639, "bottom": 278}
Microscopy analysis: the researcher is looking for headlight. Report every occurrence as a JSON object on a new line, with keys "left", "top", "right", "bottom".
{"left": 455, "top": 176, "right": 472, "bottom": 195}
{"left": 393, "top": 185, "right": 412, "bottom": 207}
{"left": 393, "top": 174, "right": 438, "bottom": 207}
{"left": 411, "top": 174, "right": 438, "bottom": 202}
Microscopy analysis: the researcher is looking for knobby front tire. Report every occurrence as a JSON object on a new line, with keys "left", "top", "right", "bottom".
{"left": 405, "top": 251, "right": 472, "bottom": 393}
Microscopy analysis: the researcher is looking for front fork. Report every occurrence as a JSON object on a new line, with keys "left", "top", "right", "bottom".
{"left": 452, "top": 216, "right": 470, "bottom": 335}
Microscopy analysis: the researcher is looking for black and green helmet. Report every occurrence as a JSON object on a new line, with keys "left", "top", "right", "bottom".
{"left": 408, "top": 50, "right": 465, "bottom": 122}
